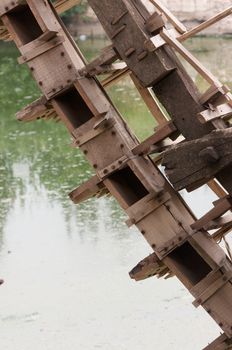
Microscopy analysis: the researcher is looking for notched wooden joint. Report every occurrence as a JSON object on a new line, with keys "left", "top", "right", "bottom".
{"left": 125, "top": 191, "right": 171, "bottom": 228}
{"left": 97, "top": 155, "right": 128, "bottom": 180}
{"left": 191, "top": 196, "right": 232, "bottom": 231}
{"left": 198, "top": 103, "right": 232, "bottom": 124}
{"left": 192, "top": 270, "right": 232, "bottom": 308}
{"left": 72, "top": 112, "right": 116, "bottom": 147}
{"left": 69, "top": 175, "right": 109, "bottom": 204}
{"left": 129, "top": 252, "right": 173, "bottom": 281}
{"left": 145, "top": 12, "right": 165, "bottom": 35}
{"left": 78, "top": 45, "right": 120, "bottom": 77}
{"left": 16, "top": 96, "right": 58, "bottom": 122}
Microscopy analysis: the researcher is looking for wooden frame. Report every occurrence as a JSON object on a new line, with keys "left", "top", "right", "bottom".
{"left": 2, "top": 0, "right": 232, "bottom": 348}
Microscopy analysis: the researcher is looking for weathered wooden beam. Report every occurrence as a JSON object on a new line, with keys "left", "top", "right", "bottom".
{"left": 69, "top": 175, "right": 108, "bottom": 204}
{"left": 146, "top": 6, "right": 232, "bottom": 43}
{"left": 198, "top": 103, "right": 232, "bottom": 124}
{"left": 87, "top": 0, "right": 176, "bottom": 87}
{"left": 162, "top": 128, "right": 232, "bottom": 191}
{"left": 54, "top": 0, "right": 81, "bottom": 14}
{"left": 191, "top": 196, "right": 232, "bottom": 231}
{"left": 0, "top": 0, "right": 81, "bottom": 41}
{"left": 199, "top": 85, "right": 231, "bottom": 106}
{"left": 130, "top": 73, "right": 168, "bottom": 126}
{"left": 192, "top": 270, "right": 232, "bottom": 308}
{"left": 145, "top": 11, "right": 165, "bottom": 34}
{"left": 179, "top": 6, "right": 232, "bottom": 42}
{"left": 16, "top": 96, "right": 58, "bottom": 122}
{"left": 212, "top": 223, "right": 232, "bottom": 244}
{"left": 0, "top": 0, "right": 26, "bottom": 16}
{"left": 129, "top": 252, "right": 172, "bottom": 281}
{"left": 101, "top": 67, "right": 130, "bottom": 88}
{"left": 158, "top": 29, "right": 223, "bottom": 88}
{"left": 125, "top": 191, "right": 170, "bottom": 228}
{"left": 207, "top": 179, "right": 228, "bottom": 200}
{"left": 79, "top": 45, "right": 120, "bottom": 77}
{"left": 204, "top": 213, "right": 232, "bottom": 231}
{"left": 148, "top": 0, "right": 187, "bottom": 34}
{"left": 132, "top": 121, "right": 176, "bottom": 156}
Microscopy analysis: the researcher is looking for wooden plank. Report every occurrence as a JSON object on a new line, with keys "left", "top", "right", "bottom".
{"left": 212, "top": 224, "right": 232, "bottom": 243}
{"left": 72, "top": 114, "right": 116, "bottom": 147}
{"left": 102, "top": 68, "right": 130, "bottom": 88}
{"left": 179, "top": 6, "right": 232, "bottom": 41}
{"left": 125, "top": 191, "right": 170, "bottom": 227}
{"left": 156, "top": 229, "right": 190, "bottom": 258}
{"left": 204, "top": 213, "right": 232, "bottom": 231}
{"left": 16, "top": 96, "right": 58, "bottom": 122}
{"left": 87, "top": 0, "right": 176, "bottom": 87}
{"left": 0, "top": 0, "right": 81, "bottom": 42}
{"left": 18, "top": 34, "right": 64, "bottom": 64}
{"left": 145, "top": 11, "right": 165, "bottom": 34}
{"left": 191, "top": 197, "right": 232, "bottom": 231}
{"left": 79, "top": 45, "right": 120, "bottom": 77}
{"left": 129, "top": 252, "right": 171, "bottom": 281}
{"left": 132, "top": 121, "right": 176, "bottom": 156}
{"left": 130, "top": 73, "right": 168, "bottom": 125}
{"left": 193, "top": 271, "right": 232, "bottom": 308}
{"left": 127, "top": 156, "right": 165, "bottom": 195}
{"left": 148, "top": 0, "right": 187, "bottom": 34}
{"left": 207, "top": 180, "right": 228, "bottom": 200}
{"left": 69, "top": 175, "right": 108, "bottom": 204}
{"left": 162, "top": 128, "right": 232, "bottom": 191}
{"left": 97, "top": 155, "right": 128, "bottom": 179}
{"left": 198, "top": 103, "right": 232, "bottom": 124}
{"left": 0, "top": 0, "right": 25, "bottom": 16}
{"left": 160, "top": 29, "right": 223, "bottom": 88}
{"left": 54, "top": 0, "right": 81, "bottom": 14}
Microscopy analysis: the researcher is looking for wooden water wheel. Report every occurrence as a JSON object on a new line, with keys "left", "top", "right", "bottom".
{"left": 1, "top": 0, "right": 232, "bottom": 348}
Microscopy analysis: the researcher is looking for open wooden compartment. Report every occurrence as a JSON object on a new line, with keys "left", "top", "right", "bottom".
{"left": 52, "top": 86, "right": 94, "bottom": 133}
{"left": 105, "top": 165, "right": 150, "bottom": 210}
{"left": 168, "top": 241, "right": 212, "bottom": 288}
{"left": 4, "top": 4, "right": 43, "bottom": 46}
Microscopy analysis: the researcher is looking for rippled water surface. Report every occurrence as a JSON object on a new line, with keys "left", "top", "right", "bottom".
{"left": 0, "top": 37, "right": 231, "bottom": 350}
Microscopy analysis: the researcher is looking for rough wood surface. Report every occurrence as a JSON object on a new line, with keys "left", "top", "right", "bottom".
{"left": 2, "top": 0, "right": 232, "bottom": 347}
{"left": 162, "top": 128, "right": 232, "bottom": 191}
{"left": 129, "top": 252, "right": 172, "bottom": 281}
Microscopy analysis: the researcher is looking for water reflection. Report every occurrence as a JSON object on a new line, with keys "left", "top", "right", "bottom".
{"left": 0, "top": 37, "right": 231, "bottom": 349}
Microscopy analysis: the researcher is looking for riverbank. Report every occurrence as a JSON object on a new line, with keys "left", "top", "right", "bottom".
{"left": 66, "top": 0, "right": 232, "bottom": 38}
